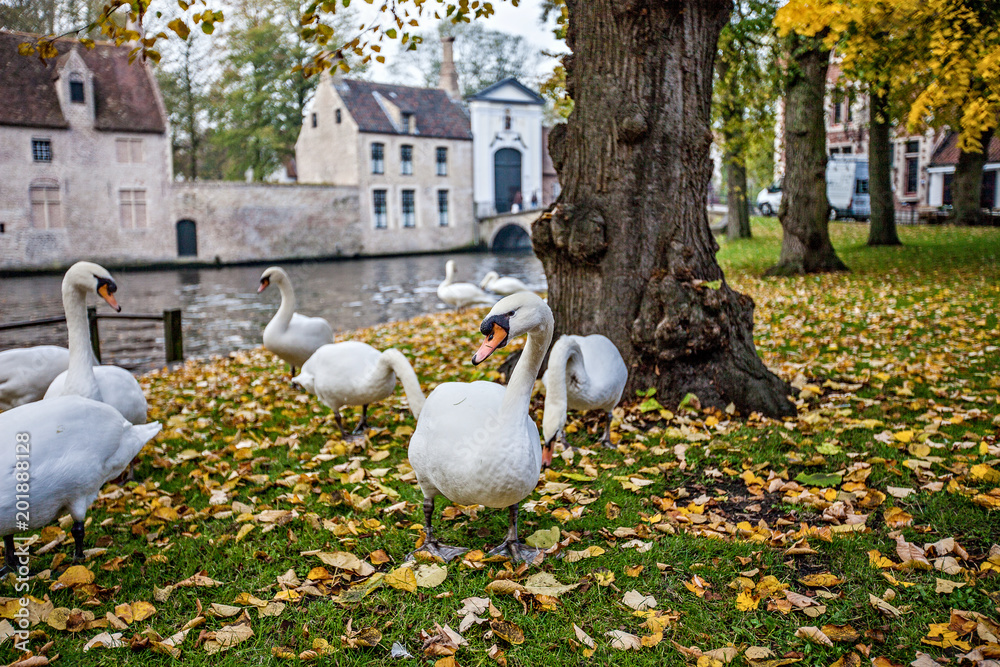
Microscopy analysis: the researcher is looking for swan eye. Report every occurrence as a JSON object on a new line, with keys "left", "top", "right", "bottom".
{"left": 506, "top": 311, "right": 515, "bottom": 318}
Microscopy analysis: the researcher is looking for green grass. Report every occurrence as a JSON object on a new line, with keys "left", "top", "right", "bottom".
{"left": 2, "top": 219, "right": 999, "bottom": 666}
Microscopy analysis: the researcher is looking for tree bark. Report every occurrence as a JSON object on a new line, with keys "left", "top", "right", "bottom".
{"left": 953, "top": 128, "right": 993, "bottom": 226}
{"left": 533, "top": 0, "right": 794, "bottom": 418}
{"left": 767, "top": 35, "right": 848, "bottom": 275}
{"left": 867, "top": 89, "right": 900, "bottom": 245}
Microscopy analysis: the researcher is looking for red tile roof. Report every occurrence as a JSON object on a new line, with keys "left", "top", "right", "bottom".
{"left": 930, "top": 131, "right": 1000, "bottom": 165}
{"left": 0, "top": 31, "right": 165, "bottom": 133}
{"left": 335, "top": 78, "right": 471, "bottom": 141}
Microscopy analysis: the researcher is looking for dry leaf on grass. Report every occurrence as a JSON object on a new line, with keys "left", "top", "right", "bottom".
{"left": 622, "top": 590, "right": 657, "bottom": 611}
{"left": 795, "top": 626, "right": 833, "bottom": 646}
{"left": 606, "top": 629, "right": 641, "bottom": 650}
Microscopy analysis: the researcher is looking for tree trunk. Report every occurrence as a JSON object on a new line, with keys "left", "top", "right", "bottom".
{"left": 533, "top": 0, "right": 794, "bottom": 418}
{"left": 767, "top": 35, "right": 848, "bottom": 275}
{"left": 953, "top": 128, "right": 993, "bottom": 226}
{"left": 725, "top": 148, "right": 752, "bottom": 240}
{"left": 867, "top": 89, "right": 900, "bottom": 245}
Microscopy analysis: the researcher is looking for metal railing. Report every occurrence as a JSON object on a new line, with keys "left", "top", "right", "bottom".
{"left": 0, "top": 307, "right": 183, "bottom": 365}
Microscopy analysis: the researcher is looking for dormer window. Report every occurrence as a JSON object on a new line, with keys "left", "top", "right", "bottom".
{"left": 311, "top": 113, "right": 317, "bottom": 128}
{"left": 69, "top": 74, "right": 85, "bottom": 103}
{"left": 336, "top": 109, "right": 342, "bottom": 124}
{"left": 402, "top": 113, "right": 413, "bottom": 134}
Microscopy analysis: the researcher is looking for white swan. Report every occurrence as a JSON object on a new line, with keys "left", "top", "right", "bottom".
{"left": 408, "top": 292, "right": 552, "bottom": 563}
{"left": 43, "top": 262, "right": 148, "bottom": 427}
{"left": 541, "top": 334, "right": 628, "bottom": 467}
{"left": 293, "top": 342, "right": 425, "bottom": 437}
{"left": 1, "top": 396, "right": 161, "bottom": 575}
{"left": 437, "top": 260, "right": 495, "bottom": 311}
{"left": 0, "top": 346, "right": 70, "bottom": 411}
{"left": 259, "top": 266, "right": 333, "bottom": 374}
{"left": 479, "top": 271, "right": 531, "bottom": 296}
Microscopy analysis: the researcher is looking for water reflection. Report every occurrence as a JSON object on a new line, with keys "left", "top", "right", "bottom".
{"left": 0, "top": 252, "right": 545, "bottom": 372}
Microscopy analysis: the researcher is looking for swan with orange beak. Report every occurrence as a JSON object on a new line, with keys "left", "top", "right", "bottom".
{"left": 407, "top": 292, "right": 552, "bottom": 563}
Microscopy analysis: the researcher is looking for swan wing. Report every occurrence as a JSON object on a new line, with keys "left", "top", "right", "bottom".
{"left": 265, "top": 313, "right": 334, "bottom": 368}
{"left": 0, "top": 346, "right": 70, "bottom": 410}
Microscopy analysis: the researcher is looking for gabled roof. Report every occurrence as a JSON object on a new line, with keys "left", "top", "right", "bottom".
{"left": 931, "top": 131, "right": 1000, "bottom": 166}
{"left": 0, "top": 30, "right": 166, "bottom": 133}
{"left": 334, "top": 78, "right": 471, "bottom": 140}
{"left": 467, "top": 77, "right": 544, "bottom": 105}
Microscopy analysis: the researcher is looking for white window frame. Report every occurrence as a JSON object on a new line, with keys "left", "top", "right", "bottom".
{"left": 30, "top": 182, "right": 62, "bottom": 229}
{"left": 119, "top": 188, "right": 147, "bottom": 229}
{"left": 401, "top": 189, "right": 416, "bottom": 228}
{"left": 373, "top": 189, "right": 388, "bottom": 229}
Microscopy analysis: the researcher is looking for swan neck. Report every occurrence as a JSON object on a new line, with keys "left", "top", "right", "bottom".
{"left": 378, "top": 349, "right": 426, "bottom": 419}
{"left": 543, "top": 339, "right": 580, "bottom": 440}
{"left": 62, "top": 282, "right": 100, "bottom": 399}
{"left": 273, "top": 276, "right": 296, "bottom": 330}
{"left": 501, "top": 318, "right": 553, "bottom": 418}
{"left": 443, "top": 263, "right": 454, "bottom": 286}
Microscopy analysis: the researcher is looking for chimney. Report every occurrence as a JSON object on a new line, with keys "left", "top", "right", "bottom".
{"left": 439, "top": 36, "right": 460, "bottom": 100}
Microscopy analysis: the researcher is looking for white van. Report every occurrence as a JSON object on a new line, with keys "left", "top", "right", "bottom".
{"left": 755, "top": 157, "right": 871, "bottom": 219}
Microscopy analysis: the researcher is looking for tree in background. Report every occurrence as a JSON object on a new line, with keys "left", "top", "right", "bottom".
{"left": 155, "top": 29, "right": 213, "bottom": 180}
{"left": 388, "top": 21, "right": 541, "bottom": 97}
{"left": 775, "top": 0, "right": 922, "bottom": 247}
{"left": 768, "top": 33, "right": 848, "bottom": 275}
{"left": 908, "top": 0, "right": 1000, "bottom": 225}
{"left": 0, "top": 0, "right": 103, "bottom": 35}
{"left": 714, "top": 0, "right": 781, "bottom": 240}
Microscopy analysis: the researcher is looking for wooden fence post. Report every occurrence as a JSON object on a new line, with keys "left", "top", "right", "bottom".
{"left": 163, "top": 309, "right": 183, "bottom": 364}
{"left": 87, "top": 306, "right": 101, "bottom": 363}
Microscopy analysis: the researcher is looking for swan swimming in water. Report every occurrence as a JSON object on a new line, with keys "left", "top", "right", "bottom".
{"left": 479, "top": 271, "right": 531, "bottom": 296}
{"left": 437, "top": 260, "right": 495, "bottom": 311}
{"left": 407, "top": 292, "right": 552, "bottom": 563}
{"left": 258, "top": 266, "right": 334, "bottom": 375}
{"left": 541, "top": 334, "right": 628, "bottom": 467}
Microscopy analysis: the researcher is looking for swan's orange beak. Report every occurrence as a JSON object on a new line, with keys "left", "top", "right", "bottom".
{"left": 257, "top": 277, "right": 270, "bottom": 293}
{"left": 473, "top": 322, "right": 507, "bottom": 365}
{"left": 541, "top": 441, "right": 554, "bottom": 468}
{"left": 97, "top": 282, "right": 121, "bottom": 312}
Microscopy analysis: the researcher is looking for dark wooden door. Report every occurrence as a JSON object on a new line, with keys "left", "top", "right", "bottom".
{"left": 494, "top": 148, "right": 522, "bottom": 213}
{"left": 177, "top": 219, "right": 197, "bottom": 257}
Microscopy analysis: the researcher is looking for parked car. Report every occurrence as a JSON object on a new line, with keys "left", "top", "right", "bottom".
{"left": 756, "top": 183, "right": 782, "bottom": 216}
{"left": 756, "top": 157, "right": 871, "bottom": 220}
{"left": 826, "top": 156, "right": 870, "bottom": 220}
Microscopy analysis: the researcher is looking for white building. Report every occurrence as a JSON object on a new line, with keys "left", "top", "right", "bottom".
{"left": 927, "top": 133, "right": 999, "bottom": 210}
{"left": 468, "top": 78, "right": 545, "bottom": 217}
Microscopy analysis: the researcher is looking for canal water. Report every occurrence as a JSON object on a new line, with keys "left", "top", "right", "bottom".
{"left": 0, "top": 252, "right": 545, "bottom": 372}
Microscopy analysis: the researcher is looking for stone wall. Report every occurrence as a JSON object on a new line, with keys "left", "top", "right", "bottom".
{"left": 171, "top": 182, "right": 362, "bottom": 263}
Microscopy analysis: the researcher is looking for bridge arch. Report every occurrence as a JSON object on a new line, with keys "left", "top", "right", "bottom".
{"left": 489, "top": 221, "right": 532, "bottom": 252}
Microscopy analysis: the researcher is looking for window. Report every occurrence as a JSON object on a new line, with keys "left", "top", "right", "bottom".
{"left": 833, "top": 101, "right": 842, "bottom": 124}
{"left": 311, "top": 113, "right": 317, "bottom": 128}
{"left": 401, "top": 145, "right": 413, "bottom": 175}
{"left": 855, "top": 179, "right": 869, "bottom": 195}
{"left": 842, "top": 146, "right": 852, "bottom": 154}
{"left": 846, "top": 96, "right": 853, "bottom": 122}
{"left": 32, "top": 139, "right": 52, "bottom": 162}
{"left": 401, "top": 189, "right": 415, "bottom": 228}
{"left": 116, "top": 138, "right": 143, "bottom": 163}
{"left": 373, "top": 189, "right": 387, "bottom": 229}
{"left": 437, "top": 190, "right": 449, "bottom": 226}
{"left": 943, "top": 172, "right": 954, "bottom": 205}
{"left": 436, "top": 147, "right": 447, "bottom": 176}
{"left": 335, "top": 109, "right": 341, "bottom": 124}
{"left": 830, "top": 147, "right": 840, "bottom": 156}
{"left": 119, "top": 189, "right": 147, "bottom": 229}
{"left": 504, "top": 109, "right": 512, "bottom": 130}
{"left": 30, "top": 183, "right": 62, "bottom": 229}
{"left": 402, "top": 113, "right": 413, "bottom": 134}
{"left": 904, "top": 140, "right": 920, "bottom": 195}
{"left": 69, "top": 75, "right": 84, "bottom": 103}
{"left": 371, "top": 143, "right": 384, "bottom": 174}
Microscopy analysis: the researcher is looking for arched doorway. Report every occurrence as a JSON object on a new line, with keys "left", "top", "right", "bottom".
{"left": 176, "top": 219, "right": 197, "bottom": 257}
{"left": 494, "top": 148, "right": 522, "bottom": 214}
{"left": 491, "top": 223, "right": 532, "bottom": 252}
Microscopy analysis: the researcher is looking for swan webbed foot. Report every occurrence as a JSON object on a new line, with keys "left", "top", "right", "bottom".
{"left": 600, "top": 411, "right": 616, "bottom": 449}
{"left": 406, "top": 539, "right": 468, "bottom": 563}
{"left": 1, "top": 535, "right": 17, "bottom": 578}
{"left": 71, "top": 521, "right": 86, "bottom": 562}
{"left": 486, "top": 539, "right": 543, "bottom": 564}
